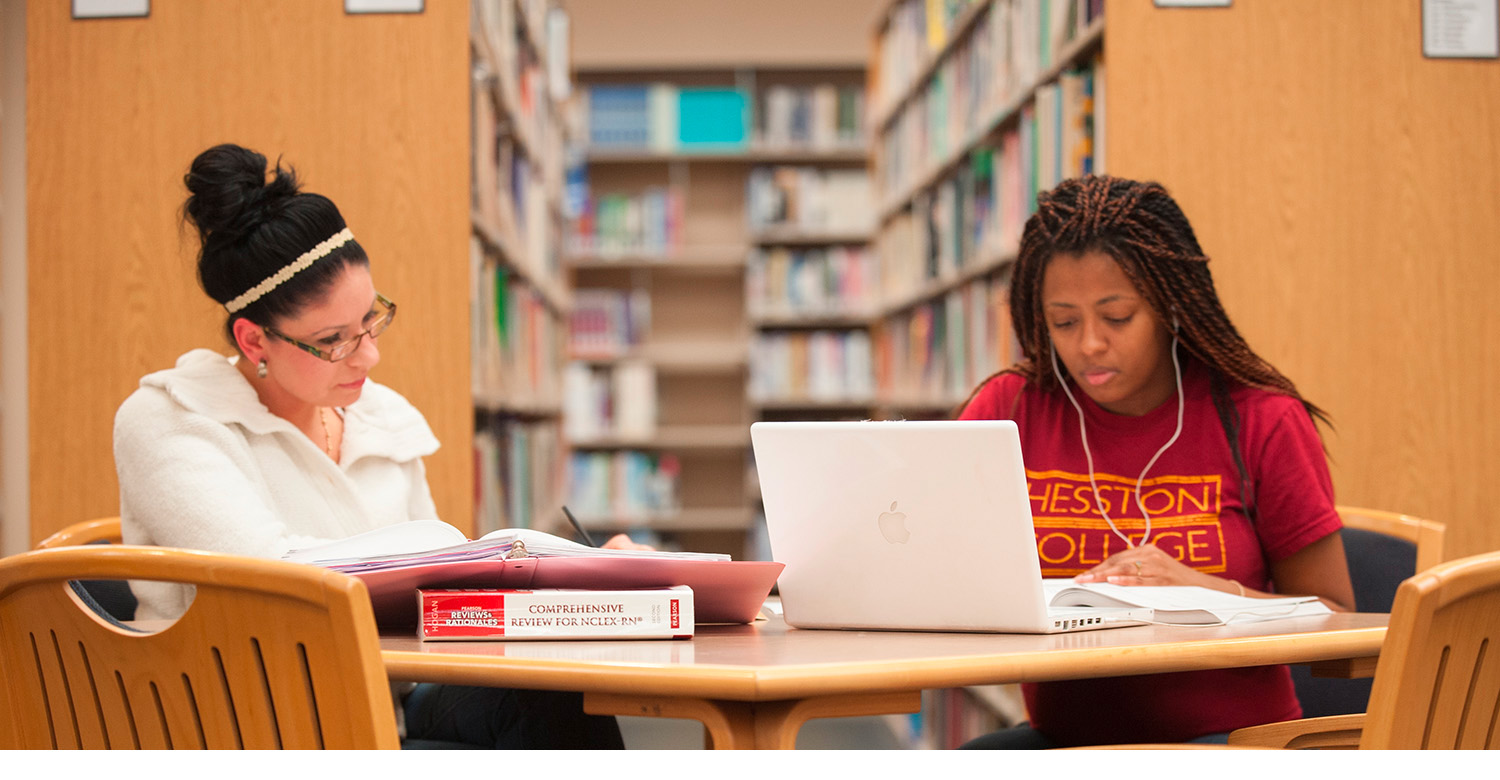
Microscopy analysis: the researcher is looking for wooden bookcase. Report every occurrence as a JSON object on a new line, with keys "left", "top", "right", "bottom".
{"left": 469, "top": 0, "right": 574, "bottom": 537}
{"left": 565, "top": 64, "right": 872, "bottom": 560}
{"left": 867, "top": 0, "right": 1103, "bottom": 747}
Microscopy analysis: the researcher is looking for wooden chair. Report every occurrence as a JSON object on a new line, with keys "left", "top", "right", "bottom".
{"left": 0, "top": 545, "right": 399, "bottom": 749}
{"left": 1287, "top": 507, "right": 1446, "bottom": 721}
{"left": 1229, "top": 549, "right": 1500, "bottom": 749}
{"left": 35, "top": 516, "right": 123, "bottom": 549}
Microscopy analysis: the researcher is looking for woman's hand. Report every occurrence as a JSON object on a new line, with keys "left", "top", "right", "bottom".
{"left": 1073, "top": 542, "right": 1242, "bottom": 595}
{"left": 1073, "top": 534, "right": 1355, "bottom": 611}
{"left": 601, "top": 533, "right": 656, "bottom": 551}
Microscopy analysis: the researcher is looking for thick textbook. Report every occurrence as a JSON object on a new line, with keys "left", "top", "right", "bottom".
{"left": 419, "top": 586, "right": 694, "bottom": 641}
{"left": 284, "top": 520, "right": 781, "bottom": 627}
{"left": 1041, "top": 581, "right": 1332, "bottom": 626}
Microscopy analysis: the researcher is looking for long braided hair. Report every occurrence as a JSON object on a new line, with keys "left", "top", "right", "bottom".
{"left": 970, "top": 175, "right": 1329, "bottom": 521}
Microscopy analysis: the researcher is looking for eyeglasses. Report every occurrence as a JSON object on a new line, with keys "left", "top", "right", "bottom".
{"left": 265, "top": 293, "right": 396, "bottom": 362}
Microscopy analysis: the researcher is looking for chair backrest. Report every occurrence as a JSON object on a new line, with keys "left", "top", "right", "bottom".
{"left": 0, "top": 545, "right": 399, "bottom": 749}
{"left": 1360, "top": 550, "right": 1500, "bottom": 749}
{"left": 1335, "top": 505, "right": 1446, "bottom": 573}
{"left": 35, "top": 517, "right": 124, "bottom": 549}
{"left": 34, "top": 517, "right": 136, "bottom": 622}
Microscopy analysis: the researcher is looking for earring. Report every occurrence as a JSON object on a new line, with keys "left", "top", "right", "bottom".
{"left": 256, "top": 359, "right": 268, "bottom": 379}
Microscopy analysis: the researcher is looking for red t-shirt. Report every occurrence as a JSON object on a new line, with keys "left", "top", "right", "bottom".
{"left": 958, "top": 359, "right": 1342, "bottom": 745}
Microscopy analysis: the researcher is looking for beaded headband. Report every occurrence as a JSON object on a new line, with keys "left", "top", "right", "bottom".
{"left": 223, "top": 228, "right": 355, "bottom": 314}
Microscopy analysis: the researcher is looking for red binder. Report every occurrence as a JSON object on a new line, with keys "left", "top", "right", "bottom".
{"left": 354, "top": 556, "right": 782, "bottom": 628}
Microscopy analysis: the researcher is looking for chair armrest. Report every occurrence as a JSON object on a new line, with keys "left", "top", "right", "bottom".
{"left": 1227, "top": 713, "right": 1366, "bottom": 749}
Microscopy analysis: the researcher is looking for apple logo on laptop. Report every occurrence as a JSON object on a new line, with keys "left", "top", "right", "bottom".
{"left": 878, "top": 501, "right": 910, "bottom": 544}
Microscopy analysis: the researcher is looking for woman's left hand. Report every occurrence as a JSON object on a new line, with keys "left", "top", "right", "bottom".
{"left": 1073, "top": 542, "right": 1235, "bottom": 593}
{"left": 601, "top": 533, "right": 656, "bottom": 551}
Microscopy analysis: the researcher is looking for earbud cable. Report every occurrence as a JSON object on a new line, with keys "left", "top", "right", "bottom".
{"left": 1050, "top": 331, "right": 1185, "bottom": 549}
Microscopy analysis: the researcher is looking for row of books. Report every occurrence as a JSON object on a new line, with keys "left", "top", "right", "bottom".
{"left": 585, "top": 84, "right": 750, "bottom": 150}
{"left": 562, "top": 361, "right": 657, "bottom": 442}
{"left": 882, "top": 0, "right": 1024, "bottom": 174}
{"left": 749, "top": 329, "right": 876, "bottom": 403}
{"left": 473, "top": 417, "right": 563, "bottom": 536}
{"left": 1031, "top": 65, "right": 1101, "bottom": 198}
{"left": 875, "top": 275, "right": 1017, "bottom": 403}
{"left": 474, "top": 81, "right": 563, "bottom": 285}
{"left": 874, "top": 0, "right": 985, "bottom": 113}
{"left": 876, "top": 63, "right": 1098, "bottom": 300}
{"left": 746, "top": 166, "right": 875, "bottom": 234}
{"left": 567, "top": 186, "right": 686, "bottom": 256}
{"left": 569, "top": 287, "right": 651, "bottom": 358}
{"left": 567, "top": 450, "right": 682, "bottom": 522}
{"left": 758, "top": 83, "right": 866, "bottom": 149}
{"left": 875, "top": 0, "right": 1102, "bottom": 119}
{"left": 471, "top": 238, "right": 564, "bottom": 407}
{"left": 521, "top": 0, "right": 573, "bottom": 102}
{"left": 583, "top": 81, "right": 867, "bottom": 152}
{"left": 877, "top": 157, "right": 999, "bottom": 301}
{"left": 878, "top": 4, "right": 1103, "bottom": 202}
{"left": 746, "top": 246, "right": 879, "bottom": 319}
{"left": 473, "top": 0, "right": 564, "bottom": 178}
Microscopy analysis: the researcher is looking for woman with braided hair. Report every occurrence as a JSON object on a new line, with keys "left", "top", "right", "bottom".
{"left": 958, "top": 175, "right": 1354, "bottom": 748}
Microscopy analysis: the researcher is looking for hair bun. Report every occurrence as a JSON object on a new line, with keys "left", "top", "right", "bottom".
{"left": 183, "top": 143, "right": 302, "bottom": 246}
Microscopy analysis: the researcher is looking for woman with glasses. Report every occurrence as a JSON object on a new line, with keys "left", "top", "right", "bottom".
{"left": 113, "top": 143, "right": 627, "bottom": 749}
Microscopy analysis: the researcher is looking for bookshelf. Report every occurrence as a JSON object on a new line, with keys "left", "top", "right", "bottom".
{"left": 867, "top": 0, "right": 1103, "bottom": 746}
{"left": 869, "top": 0, "right": 1101, "bottom": 427}
{"left": 564, "top": 63, "right": 873, "bottom": 559}
{"left": 584, "top": 148, "right": 868, "bottom": 164}
{"left": 470, "top": 0, "right": 574, "bottom": 537}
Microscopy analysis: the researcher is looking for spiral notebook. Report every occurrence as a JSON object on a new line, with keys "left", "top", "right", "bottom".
{"left": 751, "top": 420, "right": 1152, "bottom": 634}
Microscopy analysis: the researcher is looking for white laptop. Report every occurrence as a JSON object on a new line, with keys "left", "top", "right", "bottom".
{"left": 750, "top": 420, "right": 1152, "bottom": 634}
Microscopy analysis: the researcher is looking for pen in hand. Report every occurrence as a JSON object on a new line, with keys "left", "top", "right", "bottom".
{"left": 561, "top": 505, "right": 598, "bottom": 548}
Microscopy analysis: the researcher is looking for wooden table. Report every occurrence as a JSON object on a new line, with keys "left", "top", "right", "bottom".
{"left": 382, "top": 611, "right": 1388, "bottom": 749}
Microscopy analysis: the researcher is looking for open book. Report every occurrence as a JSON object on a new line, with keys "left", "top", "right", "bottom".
{"left": 1042, "top": 581, "right": 1332, "bottom": 626}
{"left": 283, "top": 520, "right": 729, "bottom": 569}
{"left": 284, "top": 520, "right": 781, "bottom": 627}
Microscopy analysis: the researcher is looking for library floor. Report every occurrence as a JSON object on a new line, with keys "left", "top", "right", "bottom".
{"left": 619, "top": 715, "right": 906, "bottom": 750}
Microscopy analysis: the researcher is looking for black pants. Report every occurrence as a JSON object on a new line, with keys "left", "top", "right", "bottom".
{"left": 403, "top": 683, "right": 625, "bottom": 749}
{"left": 959, "top": 723, "right": 1231, "bottom": 749}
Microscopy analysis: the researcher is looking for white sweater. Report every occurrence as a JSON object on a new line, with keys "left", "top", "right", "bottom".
{"left": 114, "top": 349, "right": 441, "bottom": 621}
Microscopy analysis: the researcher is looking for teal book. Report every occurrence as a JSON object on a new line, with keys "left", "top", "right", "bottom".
{"left": 676, "top": 87, "right": 748, "bottom": 149}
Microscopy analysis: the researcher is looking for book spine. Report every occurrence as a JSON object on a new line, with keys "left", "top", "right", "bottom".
{"left": 419, "top": 588, "right": 694, "bottom": 640}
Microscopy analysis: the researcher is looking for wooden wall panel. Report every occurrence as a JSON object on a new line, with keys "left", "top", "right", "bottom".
{"left": 1106, "top": 0, "right": 1500, "bottom": 558}
{"left": 26, "top": 1, "right": 471, "bottom": 543}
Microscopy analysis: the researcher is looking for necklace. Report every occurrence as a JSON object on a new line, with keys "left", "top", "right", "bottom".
{"left": 318, "top": 407, "right": 336, "bottom": 460}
